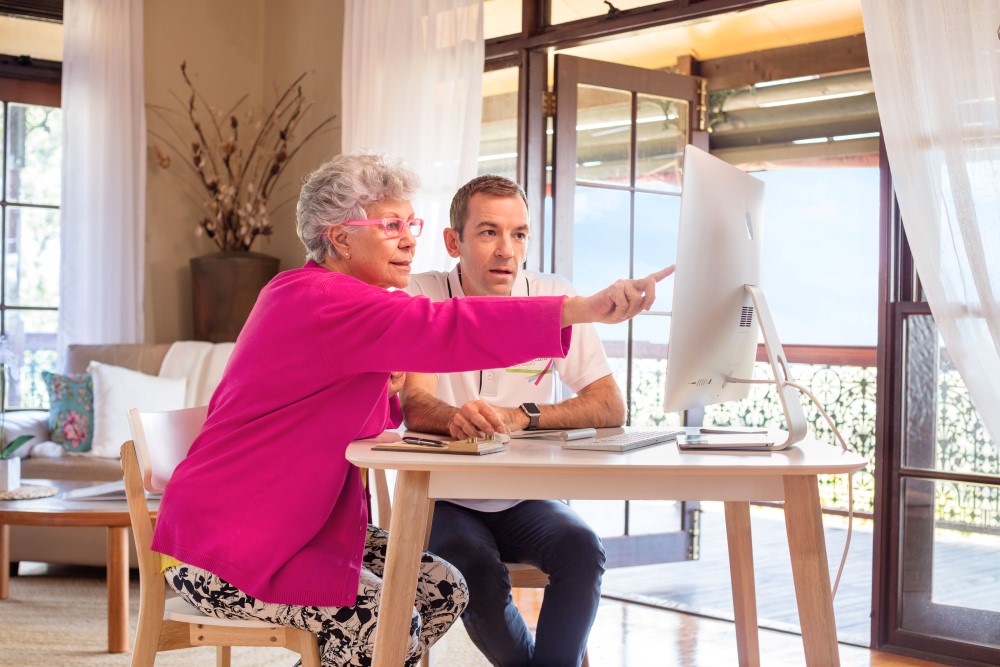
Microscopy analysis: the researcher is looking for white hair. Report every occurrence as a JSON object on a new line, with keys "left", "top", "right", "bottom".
{"left": 296, "top": 151, "right": 420, "bottom": 263}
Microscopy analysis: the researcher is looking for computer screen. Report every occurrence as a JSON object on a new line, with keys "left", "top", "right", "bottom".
{"left": 663, "top": 145, "right": 765, "bottom": 414}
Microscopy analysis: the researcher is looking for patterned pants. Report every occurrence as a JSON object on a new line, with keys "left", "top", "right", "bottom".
{"left": 165, "top": 524, "right": 469, "bottom": 667}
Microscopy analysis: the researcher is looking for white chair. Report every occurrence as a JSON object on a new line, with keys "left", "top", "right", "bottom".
{"left": 122, "top": 406, "right": 321, "bottom": 667}
{"left": 370, "top": 470, "right": 589, "bottom": 667}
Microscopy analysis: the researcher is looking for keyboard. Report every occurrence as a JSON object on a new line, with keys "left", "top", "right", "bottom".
{"left": 562, "top": 430, "right": 683, "bottom": 453}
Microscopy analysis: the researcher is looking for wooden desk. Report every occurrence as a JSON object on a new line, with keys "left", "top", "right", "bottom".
{"left": 347, "top": 430, "right": 866, "bottom": 667}
{"left": 0, "top": 478, "right": 156, "bottom": 653}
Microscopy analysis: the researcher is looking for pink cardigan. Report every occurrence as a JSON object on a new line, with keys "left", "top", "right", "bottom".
{"left": 151, "top": 262, "right": 571, "bottom": 606}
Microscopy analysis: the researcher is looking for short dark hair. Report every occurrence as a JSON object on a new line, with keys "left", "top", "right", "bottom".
{"left": 449, "top": 175, "right": 528, "bottom": 238}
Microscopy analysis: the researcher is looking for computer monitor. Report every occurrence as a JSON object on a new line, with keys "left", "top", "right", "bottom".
{"left": 663, "top": 145, "right": 806, "bottom": 448}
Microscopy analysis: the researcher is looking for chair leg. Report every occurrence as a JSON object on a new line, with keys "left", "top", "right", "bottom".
{"left": 581, "top": 648, "right": 590, "bottom": 667}
{"left": 291, "top": 628, "right": 322, "bottom": 667}
{"left": 130, "top": 585, "right": 167, "bottom": 667}
{"left": 215, "top": 646, "right": 231, "bottom": 667}
{"left": 420, "top": 645, "right": 430, "bottom": 666}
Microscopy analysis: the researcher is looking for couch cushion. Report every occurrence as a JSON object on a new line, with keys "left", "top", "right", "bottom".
{"left": 160, "top": 341, "right": 235, "bottom": 406}
{"left": 88, "top": 361, "right": 187, "bottom": 458}
{"left": 42, "top": 372, "right": 94, "bottom": 453}
{"left": 65, "top": 343, "right": 172, "bottom": 375}
{"left": 22, "top": 454, "right": 124, "bottom": 482}
{"left": 1, "top": 410, "right": 49, "bottom": 458}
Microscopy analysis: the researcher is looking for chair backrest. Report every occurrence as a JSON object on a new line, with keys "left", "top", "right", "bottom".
{"left": 127, "top": 406, "right": 208, "bottom": 493}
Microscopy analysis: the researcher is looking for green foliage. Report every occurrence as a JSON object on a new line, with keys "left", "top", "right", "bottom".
{"left": 0, "top": 435, "right": 33, "bottom": 459}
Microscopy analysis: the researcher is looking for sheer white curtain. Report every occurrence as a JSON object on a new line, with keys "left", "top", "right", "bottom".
{"left": 862, "top": 0, "right": 1000, "bottom": 441}
{"left": 342, "top": 0, "right": 484, "bottom": 273}
{"left": 59, "top": 0, "right": 146, "bottom": 353}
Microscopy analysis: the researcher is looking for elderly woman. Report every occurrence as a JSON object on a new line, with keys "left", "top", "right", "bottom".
{"left": 151, "top": 151, "right": 671, "bottom": 666}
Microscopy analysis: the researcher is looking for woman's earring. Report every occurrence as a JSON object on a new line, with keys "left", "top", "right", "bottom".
{"left": 344, "top": 251, "right": 351, "bottom": 259}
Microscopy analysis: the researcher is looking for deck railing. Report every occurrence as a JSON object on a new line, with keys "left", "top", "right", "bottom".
{"left": 622, "top": 342, "right": 998, "bottom": 529}
{"left": 621, "top": 344, "right": 878, "bottom": 515}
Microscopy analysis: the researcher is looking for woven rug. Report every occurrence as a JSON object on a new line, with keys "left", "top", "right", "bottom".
{"left": 0, "top": 566, "right": 488, "bottom": 666}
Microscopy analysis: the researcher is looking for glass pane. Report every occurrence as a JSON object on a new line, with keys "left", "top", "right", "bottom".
{"left": 571, "top": 185, "right": 630, "bottom": 295}
{"left": 596, "top": 320, "right": 628, "bottom": 411}
{"left": 4, "top": 309, "right": 57, "bottom": 409}
{"left": 630, "top": 313, "right": 678, "bottom": 427}
{"left": 551, "top": 0, "right": 668, "bottom": 24}
{"left": 755, "top": 167, "right": 879, "bottom": 346}
{"left": 904, "top": 314, "right": 999, "bottom": 475}
{"left": 5, "top": 206, "right": 60, "bottom": 307}
{"left": 483, "top": 0, "right": 521, "bottom": 39}
{"left": 633, "top": 191, "right": 679, "bottom": 312}
{"left": 576, "top": 84, "right": 631, "bottom": 186}
{"left": 6, "top": 103, "right": 62, "bottom": 205}
{"left": 635, "top": 94, "right": 686, "bottom": 193}
{"left": 899, "top": 477, "right": 1000, "bottom": 645}
{"left": 571, "top": 499, "right": 626, "bottom": 536}
{"left": 479, "top": 67, "right": 519, "bottom": 180}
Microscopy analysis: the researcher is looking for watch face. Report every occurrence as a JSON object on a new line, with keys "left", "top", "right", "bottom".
{"left": 522, "top": 402, "right": 540, "bottom": 416}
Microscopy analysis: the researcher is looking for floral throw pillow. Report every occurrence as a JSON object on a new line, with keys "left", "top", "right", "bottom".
{"left": 42, "top": 371, "right": 94, "bottom": 453}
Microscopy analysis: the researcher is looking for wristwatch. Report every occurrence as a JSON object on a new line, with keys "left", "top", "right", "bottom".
{"left": 520, "top": 402, "right": 541, "bottom": 430}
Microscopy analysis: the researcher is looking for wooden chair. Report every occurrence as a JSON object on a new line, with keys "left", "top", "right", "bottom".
{"left": 122, "top": 406, "right": 321, "bottom": 667}
{"left": 370, "top": 470, "right": 589, "bottom": 667}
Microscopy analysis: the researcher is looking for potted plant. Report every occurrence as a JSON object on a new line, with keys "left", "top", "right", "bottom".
{"left": 0, "top": 436, "right": 32, "bottom": 492}
{"left": 150, "top": 62, "right": 336, "bottom": 342}
{"left": 0, "top": 362, "right": 33, "bottom": 491}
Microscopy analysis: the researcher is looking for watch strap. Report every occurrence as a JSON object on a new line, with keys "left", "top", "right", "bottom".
{"left": 520, "top": 403, "right": 541, "bottom": 430}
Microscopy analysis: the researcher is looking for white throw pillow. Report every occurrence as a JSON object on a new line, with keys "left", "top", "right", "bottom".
{"left": 87, "top": 361, "right": 188, "bottom": 458}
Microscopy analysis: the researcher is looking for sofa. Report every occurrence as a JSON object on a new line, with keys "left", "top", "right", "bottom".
{"left": 8, "top": 341, "right": 233, "bottom": 569}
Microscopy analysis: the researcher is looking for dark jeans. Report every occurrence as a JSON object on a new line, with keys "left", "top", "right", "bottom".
{"left": 429, "top": 500, "right": 605, "bottom": 667}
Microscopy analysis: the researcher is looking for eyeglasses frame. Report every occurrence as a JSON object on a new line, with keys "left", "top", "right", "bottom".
{"left": 343, "top": 217, "right": 424, "bottom": 238}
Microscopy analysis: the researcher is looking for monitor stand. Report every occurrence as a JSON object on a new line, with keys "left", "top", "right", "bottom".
{"left": 724, "top": 284, "right": 809, "bottom": 450}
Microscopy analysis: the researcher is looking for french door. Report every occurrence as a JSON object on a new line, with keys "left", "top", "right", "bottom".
{"left": 550, "top": 55, "right": 704, "bottom": 566}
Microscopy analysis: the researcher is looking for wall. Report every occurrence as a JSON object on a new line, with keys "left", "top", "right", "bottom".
{"left": 143, "top": 0, "right": 343, "bottom": 342}
{"left": 261, "top": 0, "right": 344, "bottom": 273}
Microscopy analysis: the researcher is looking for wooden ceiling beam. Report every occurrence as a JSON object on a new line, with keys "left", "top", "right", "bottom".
{"left": 486, "top": 0, "right": 786, "bottom": 62}
{"left": 699, "top": 34, "right": 870, "bottom": 91}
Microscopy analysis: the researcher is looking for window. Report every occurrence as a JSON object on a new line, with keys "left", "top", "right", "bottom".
{"left": 0, "top": 90, "right": 61, "bottom": 408}
{"left": 756, "top": 166, "right": 880, "bottom": 346}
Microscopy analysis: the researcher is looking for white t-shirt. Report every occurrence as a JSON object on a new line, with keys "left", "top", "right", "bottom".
{"left": 405, "top": 265, "right": 614, "bottom": 511}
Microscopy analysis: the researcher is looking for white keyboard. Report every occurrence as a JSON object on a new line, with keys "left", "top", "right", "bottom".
{"left": 563, "top": 430, "right": 683, "bottom": 453}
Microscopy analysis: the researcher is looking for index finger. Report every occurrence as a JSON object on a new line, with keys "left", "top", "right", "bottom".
{"left": 649, "top": 265, "right": 676, "bottom": 283}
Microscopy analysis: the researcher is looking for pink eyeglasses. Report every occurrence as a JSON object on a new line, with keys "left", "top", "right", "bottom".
{"left": 343, "top": 218, "right": 424, "bottom": 238}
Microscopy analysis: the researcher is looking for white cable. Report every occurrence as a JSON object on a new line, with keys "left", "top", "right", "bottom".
{"left": 785, "top": 380, "right": 855, "bottom": 599}
{"left": 723, "top": 375, "right": 856, "bottom": 598}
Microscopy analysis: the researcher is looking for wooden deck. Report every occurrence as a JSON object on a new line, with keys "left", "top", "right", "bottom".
{"left": 586, "top": 501, "right": 875, "bottom": 645}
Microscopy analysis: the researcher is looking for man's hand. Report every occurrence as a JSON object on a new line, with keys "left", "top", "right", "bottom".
{"left": 562, "top": 265, "right": 675, "bottom": 326}
{"left": 447, "top": 400, "right": 525, "bottom": 440}
{"left": 388, "top": 372, "right": 406, "bottom": 399}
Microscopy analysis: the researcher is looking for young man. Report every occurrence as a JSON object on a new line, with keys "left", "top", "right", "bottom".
{"left": 401, "top": 175, "right": 625, "bottom": 667}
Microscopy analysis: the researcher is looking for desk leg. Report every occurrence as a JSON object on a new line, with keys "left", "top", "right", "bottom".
{"left": 372, "top": 470, "right": 432, "bottom": 667}
{"left": 107, "top": 526, "right": 129, "bottom": 653}
{"left": 724, "top": 501, "right": 759, "bottom": 667}
{"left": 0, "top": 524, "right": 9, "bottom": 599}
{"left": 784, "top": 475, "right": 840, "bottom": 667}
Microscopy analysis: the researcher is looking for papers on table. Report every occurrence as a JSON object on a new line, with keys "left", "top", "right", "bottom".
{"left": 63, "top": 480, "right": 161, "bottom": 501}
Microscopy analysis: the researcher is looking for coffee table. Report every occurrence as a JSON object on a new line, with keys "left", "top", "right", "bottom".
{"left": 0, "top": 477, "right": 155, "bottom": 653}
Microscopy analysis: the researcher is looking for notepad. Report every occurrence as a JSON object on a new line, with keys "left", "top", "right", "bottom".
{"left": 373, "top": 435, "right": 507, "bottom": 456}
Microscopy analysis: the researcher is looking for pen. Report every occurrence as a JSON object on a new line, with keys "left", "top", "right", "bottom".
{"left": 402, "top": 437, "right": 447, "bottom": 447}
